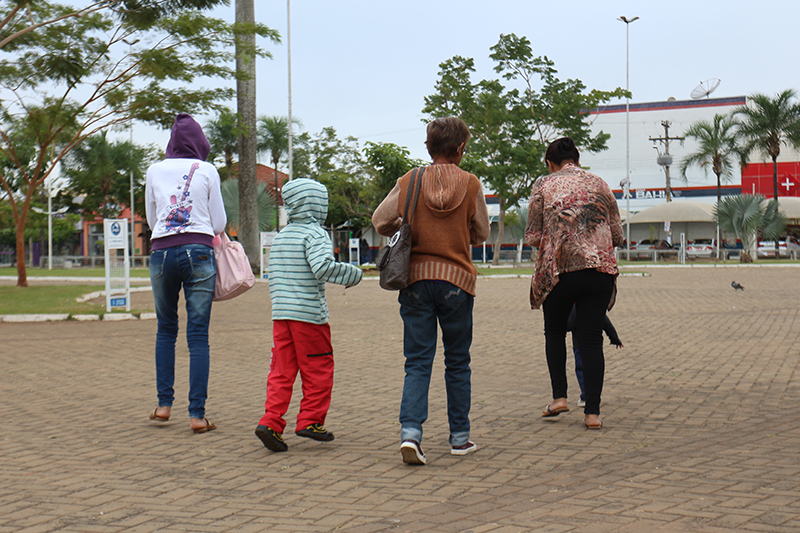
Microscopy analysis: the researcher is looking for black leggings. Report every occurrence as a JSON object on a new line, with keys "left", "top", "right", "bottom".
{"left": 541, "top": 269, "right": 614, "bottom": 415}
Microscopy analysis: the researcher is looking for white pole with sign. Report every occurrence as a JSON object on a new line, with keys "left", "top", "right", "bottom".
{"left": 260, "top": 231, "right": 278, "bottom": 279}
{"left": 104, "top": 219, "right": 131, "bottom": 312}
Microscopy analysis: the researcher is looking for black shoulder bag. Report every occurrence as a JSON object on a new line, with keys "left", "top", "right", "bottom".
{"left": 376, "top": 166, "right": 425, "bottom": 290}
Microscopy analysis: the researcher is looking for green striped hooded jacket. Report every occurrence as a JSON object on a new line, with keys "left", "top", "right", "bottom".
{"left": 268, "top": 178, "right": 363, "bottom": 324}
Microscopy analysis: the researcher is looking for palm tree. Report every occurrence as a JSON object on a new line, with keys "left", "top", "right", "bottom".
{"left": 715, "top": 194, "right": 786, "bottom": 263}
{"left": 680, "top": 114, "right": 744, "bottom": 258}
{"left": 735, "top": 90, "right": 800, "bottom": 200}
{"left": 257, "top": 115, "right": 302, "bottom": 230}
{"left": 220, "top": 178, "right": 276, "bottom": 233}
{"left": 205, "top": 108, "right": 240, "bottom": 179}
{"left": 64, "top": 132, "right": 148, "bottom": 219}
{"left": 504, "top": 206, "right": 528, "bottom": 264}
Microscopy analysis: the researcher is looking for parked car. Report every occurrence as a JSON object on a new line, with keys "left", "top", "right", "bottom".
{"left": 686, "top": 238, "right": 715, "bottom": 258}
{"left": 632, "top": 239, "right": 672, "bottom": 259}
{"left": 757, "top": 239, "right": 800, "bottom": 259}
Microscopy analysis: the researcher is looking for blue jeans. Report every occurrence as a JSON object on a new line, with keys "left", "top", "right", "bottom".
{"left": 398, "top": 281, "right": 473, "bottom": 447}
{"left": 149, "top": 244, "right": 216, "bottom": 419}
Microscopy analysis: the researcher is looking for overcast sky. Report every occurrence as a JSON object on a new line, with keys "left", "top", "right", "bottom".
{"left": 143, "top": 0, "right": 800, "bottom": 166}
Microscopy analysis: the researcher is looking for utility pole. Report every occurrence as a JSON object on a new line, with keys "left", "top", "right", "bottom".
{"left": 649, "top": 120, "right": 684, "bottom": 202}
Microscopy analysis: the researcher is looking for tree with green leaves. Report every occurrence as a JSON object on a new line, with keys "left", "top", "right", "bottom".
{"left": 0, "top": 0, "right": 278, "bottom": 286}
{"left": 680, "top": 113, "right": 744, "bottom": 258}
{"left": 63, "top": 131, "right": 153, "bottom": 219}
{"left": 423, "top": 33, "right": 628, "bottom": 264}
{"left": 205, "top": 107, "right": 241, "bottom": 180}
{"left": 715, "top": 194, "right": 786, "bottom": 263}
{"left": 302, "top": 128, "right": 367, "bottom": 223}
{"left": 735, "top": 90, "right": 800, "bottom": 201}
{"left": 363, "top": 141, "right": 425, "bottom": 209}
{"left": 0, "top": 0, "right": 230, "bottom": 48}
{"left": 288, "top": 127, "right": 372, "bottom": 254}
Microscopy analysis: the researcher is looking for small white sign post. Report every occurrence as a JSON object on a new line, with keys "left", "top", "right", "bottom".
{"left": 349, "top": 238, "right": 360, "bottom": 265}
{"left": 104, "top": 219, "right": 131, "bottom": 312}
{"left": 260, "top": 231, "right": 278, "bottom": 279}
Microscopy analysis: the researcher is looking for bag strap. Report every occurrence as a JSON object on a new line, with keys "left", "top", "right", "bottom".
{"left": 402, "top": 166, "right": 425, "bottom": 224}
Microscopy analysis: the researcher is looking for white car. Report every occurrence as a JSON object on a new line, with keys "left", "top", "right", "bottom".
{"left": 686, "top": 238, "right": 715, "bottom": 258}
{"left": 757, "top": 239, "right": 800, "bottom": 259}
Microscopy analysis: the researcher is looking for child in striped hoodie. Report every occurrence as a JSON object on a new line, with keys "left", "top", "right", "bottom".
{"left": 255, "top": 178, "right": 363, "bottom": 453}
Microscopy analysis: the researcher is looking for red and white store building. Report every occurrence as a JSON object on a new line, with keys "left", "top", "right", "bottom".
{"left": 580, "top": 95, "right": 800, "bottom": 242}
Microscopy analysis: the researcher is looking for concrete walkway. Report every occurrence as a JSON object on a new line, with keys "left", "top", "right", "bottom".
{"left": 1, "top": 267, "right": 799, "bottom": 532}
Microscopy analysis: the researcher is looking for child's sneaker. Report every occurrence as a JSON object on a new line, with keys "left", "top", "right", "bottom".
{"left": 400, "top": 440, "right": 427, "bottom": 465}
{"left": 451, "top": 441, "right": 478, "bottom": 456}
{"left": 296, "top": 423, "right": 335, "bottom": 441}
{"left": 255, "top": 425, "right": 288, "bottom": 452}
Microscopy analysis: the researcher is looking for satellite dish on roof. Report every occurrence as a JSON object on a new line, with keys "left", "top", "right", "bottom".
{"left": 691, "top": 78, "right": 721, "bottom": 99}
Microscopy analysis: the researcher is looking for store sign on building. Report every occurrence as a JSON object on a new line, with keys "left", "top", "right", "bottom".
{"left": 634, "top": 189, "right": 682, "bottom": 200}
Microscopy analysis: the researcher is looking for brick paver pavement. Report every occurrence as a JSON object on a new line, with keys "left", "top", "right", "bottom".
{"left": 2, "top": 266, "right": 799, "bottom": 532}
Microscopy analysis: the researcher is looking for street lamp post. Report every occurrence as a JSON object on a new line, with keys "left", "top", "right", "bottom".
{"left": 286, "top": 0, "right": 293, "bottom": 183}
{"left": 123, "top": 38, "right": 139, "bottom": 264}
{"left": 31, "top": 170, "right": 67, "bottom": 270}
{"left": 618, "top": 15, "right": 638, "bottom": 261}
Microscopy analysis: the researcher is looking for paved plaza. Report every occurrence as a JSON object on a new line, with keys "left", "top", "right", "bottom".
{"left": 2, "top": 266, "right": 800, "bottom": 532}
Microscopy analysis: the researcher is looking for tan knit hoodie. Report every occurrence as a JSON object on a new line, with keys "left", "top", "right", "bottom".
{"left": 372, "top": 164, "right": 490, "bottom": 295}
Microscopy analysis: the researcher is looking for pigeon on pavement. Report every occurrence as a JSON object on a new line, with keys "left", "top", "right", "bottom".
{"left": 731, "top": 281, "right": 745, "bottom": 291}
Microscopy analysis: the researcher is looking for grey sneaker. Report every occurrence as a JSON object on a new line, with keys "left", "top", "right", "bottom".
{"left": 400, "top": 440, "right": 427, "bottom": 465}
{"left": 577, "top": 400, "right": 586, "bottom": 407}
{"left": 451, "top": 441, "right": 477, "bottom": 456}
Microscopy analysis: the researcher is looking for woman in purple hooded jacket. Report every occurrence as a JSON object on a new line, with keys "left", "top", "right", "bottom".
{"left": 145, "top": 114, "right": 227, "bottom": 434}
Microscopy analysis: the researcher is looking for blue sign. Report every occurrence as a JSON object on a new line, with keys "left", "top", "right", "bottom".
{"left": 111, "top": 222, "right": 121, "bottom": 235}
{"left": 110, "top": 298, "right": 126, "bottom": 307}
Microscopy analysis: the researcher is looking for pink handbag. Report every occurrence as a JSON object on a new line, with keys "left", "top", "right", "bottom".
{"left": 212, "top": 233, "right": 255, "bottom": 301}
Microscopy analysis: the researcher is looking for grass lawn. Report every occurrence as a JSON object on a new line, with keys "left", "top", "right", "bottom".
{"left": 0, "top": 267, "right": 151, "bottom": 278}
{"left": 0, "top": 285, "right": 152, "bottom": 316}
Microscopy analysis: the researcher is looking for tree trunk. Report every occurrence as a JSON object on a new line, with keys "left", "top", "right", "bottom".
{"left": 14, "top": 202, "right": 29, "bottom": 287}
{"left": 492, "top": 197, "right": 505, "bottom": 265}
{"left": 235, "top": 0, "right": 259, "bottom": 272}
{"left": 224, "top": 149, "right": 233, "bottom": 180}
{"left": 716, "top": 172, "right": 722, "bottom": 260}
{"left": 772, "top": 155, "right": 779, "bottom": 201}
{"left": 771, "top": 155, "right": 780, "bottom": 257}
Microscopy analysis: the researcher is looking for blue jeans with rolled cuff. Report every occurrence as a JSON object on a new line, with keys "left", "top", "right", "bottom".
{"left": 149, "top": 244, "right": 216, "bottom": 420}
{"left": 398, "top": 280, "right": 474, "bottom": 447}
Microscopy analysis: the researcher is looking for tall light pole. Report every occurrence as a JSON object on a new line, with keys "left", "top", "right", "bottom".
{"left": 618, "top": 15, "right": 638, "bottom": 261}
{"left": 286, "top": 0, "right": 293, "bottom": 183}
{"left": 31, "top": 168, "right": 67, "bottom": 270}
{"left": 123, "top": 38, "right": 139, "bottom": 263}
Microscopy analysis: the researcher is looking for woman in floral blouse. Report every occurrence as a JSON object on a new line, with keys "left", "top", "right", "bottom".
{"left": 525, "top": 137, "right": 624, "bottom": 430}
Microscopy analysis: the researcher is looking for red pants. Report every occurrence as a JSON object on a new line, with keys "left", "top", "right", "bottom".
{"left": 258, "top": 320, "right": 334, "bottom": 434}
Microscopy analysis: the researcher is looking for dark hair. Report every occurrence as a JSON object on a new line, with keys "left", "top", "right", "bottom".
{"left": 425, "top": 117, "right": 471, "bottom": 158}
{"left": 545, "top": 137, "right": 580, "bottom": 166}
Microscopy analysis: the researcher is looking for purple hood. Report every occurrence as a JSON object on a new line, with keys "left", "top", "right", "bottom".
{"left": 165, "top": 113, "right": 211, "bottom": 161}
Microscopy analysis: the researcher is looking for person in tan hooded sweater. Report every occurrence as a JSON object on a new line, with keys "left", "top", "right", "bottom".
{"left": 373, "top": 117, "right": 490, "bottom": 465}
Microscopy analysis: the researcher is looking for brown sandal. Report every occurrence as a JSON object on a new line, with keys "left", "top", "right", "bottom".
{"left": 542, "top": 404, "right": 569, "bottom": 418}
{"left": 192, "top": 418, "right": 216, "bottom": 434}
{"left": 149, "top": 408, "right": 170, "bottom": 422}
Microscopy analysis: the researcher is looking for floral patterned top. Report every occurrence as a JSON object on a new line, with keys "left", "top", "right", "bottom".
{"left": 525, "top": 163, "right": 624, "bottom": 309}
